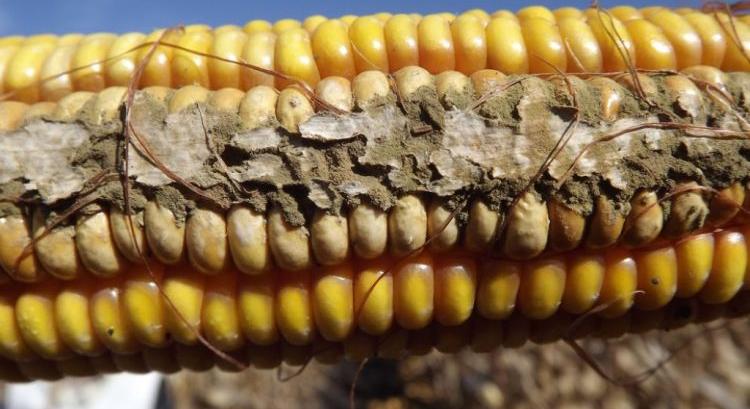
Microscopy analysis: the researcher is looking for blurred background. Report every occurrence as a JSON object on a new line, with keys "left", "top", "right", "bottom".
{"left": 0, "top": 0, "right": 692, "bottom": 35}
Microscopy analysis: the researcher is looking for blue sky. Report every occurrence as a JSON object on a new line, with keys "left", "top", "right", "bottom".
{"left": 0, "top": 0, "right": 688, "bottom": 36}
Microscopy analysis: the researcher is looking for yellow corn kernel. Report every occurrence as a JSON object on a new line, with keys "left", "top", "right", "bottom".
{"left": 39, "top": 45, "right": 76, "bottom": 102}
{"left": 273, "top": 18, "right": 301, "bottom": 34}
{"left": 384, "top": 14, "right": 419, "bottom": 71}
{"left": 491, "top": 10, "right": 517, "bottom": 21}
{"left": 587, "top": 12, "right": 636, "bottom": 72}
{"left": 609, "top": 6, "right": 643, "bottom": 22}
{"left": 54, "top": 281, "right": 103, "bottom": 357}
{"left": 16, "top": 283, "right": 69, "bottom": 360}
{"left": 434, "top": 255, "right": 477, "bottom": 326}
{"left": 238, "top": 272, "right": 278, "bottom": 345}
{"left": 105, "top": 32, "right": 147, "bottom": 87}
{"left": 558, "top": 17, "right": 603, "bottom": 73}
{"left": 353, "top": 258, "right": 393, "bottom": 335}
{"left": 340, "top": 15, "right": 357, "bottom": 26}
{"left": 640, "top": 6, "right": 666, "bottom": 19}
{"left": 0, "top": 43, "right": 20, "bottom": 95}
{"left": 5, "top": 39, "right": 57, "bottom": 103}
{"left": 451, "top": 14, "right": 487, "bottom": 75}
{"left": 349, "top": 16, "right": 389, "bottom": 72}
{"left": 518, "top": 258, "right": 566, "bottom": 320}
{"left": 517, "top": 6, "right": 556, "bottom": 23}
{"left": 214, "top": 24, "right": 242, "bottom": 35}
{"left": 521, "top": 17, "right": 567, "bottom": 74}
{"left": 208, "top": 29, "right": 246, "bottom": 89}
{"left": 276, "top": 269, "right": 314, "bottom": 345}
{"left": 562, "top": 254, "right": 605, "bottom": 314}
{"left": 719, "top": 15, "right": 750, "bottom": 72}
{"left": 274, "top": 28, "right": 319, "bottom": 89}
{"left": 477, "top": 260, "right": 520, "bottom": 320}
{"left": 645, "top": 10, "right": 702, "bottom": 69}
{"left": 634, "top": 246, "right": 678, "bottom": 310}
{"left": 172, "top": 30, "right": 212, "bottom": 88}
{"left": 394, "top": 253, "right": 434, "bottom": 330}
{"left": 311, "top": 20, "right": 356, "bottom": 79}
{"left": 675, "top": 233, "right": 713, "bottom": 298}
{"left": 137, "top": 29, "right": 180, "bottom": 87}
{"left": 682, "top": 11, "right": 727, "bottom": 66}
{"left": 162, "top": 266, "right": 204, "bottom": 344}
{"left": 418, "top": 14, "right": 455, "bottom": 74}
{"left": 598, "top": 249, "right": 637, "bottom": 318}
{"left": 462, "top": 9, "right": 490, "bottom": 26}
{"left": 486, "top": 17, "right": 528, "bottom": 74}
{"left": 0, "top": 290, "right": 34, "bottom": 361}
{"left": 91, "top": 279, "right": 138, "bottom": 354}
{"left": 554, "top": 7, "right": 583, "bottom": 21}
{"left": 244, "top": 20, "right": 272, "bottom": 34}
{"left": 313, "top": 263, "right": 354, "bottom": 342}
{"left": 71, "top": 33, "right": 116, "bottom": 92}
{"left": 202, "top": 269, "right": 243, "bottom": 351}
{"left": 625, "top": 19, "right": 676, "bottom": 70}
{"left": 700, "top": 230, "right": 746, "bottom": 304}
{"left": 122, "top": 264, "right": 166, "bottom": 347}
{"left": 240, "top": 31, "right": 276, "bottom": 89}
{"left": 301, "top": 15, "right": 325, "bottom": 34}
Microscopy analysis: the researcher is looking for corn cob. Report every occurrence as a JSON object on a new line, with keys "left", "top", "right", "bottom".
{"left": 1, "top": 5, "right": 750, "bottom": 380}
{"left": 2, "top": 7, "right": 750, "bottom": 103}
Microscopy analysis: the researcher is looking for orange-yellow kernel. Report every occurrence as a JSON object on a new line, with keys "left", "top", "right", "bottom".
{"left": 273, "top": 19, "right": 301, "bottom": 34}
{"left": 172, "top": 30, "right": 212, "bottom": 88}
{"left": 276, "top": 269, "right": 314, "bottom": 346}
{"left": 240, "top": 31, "right": 276, "bottom": 89}
{"left": 451, "top": 14, "right": 487, "bottom": 75}
{"left": 5, "top": 39, "right": 57, "bottom": 103}
{"left": 675, "top": 233, "right": 713, "bottom": 298}
{"left": 634, "top": 246, "right": 678, "bottom": 310}
{"left": 137, "top": 29, "right": 180, "bottom": 87}
{"left": 434, "top": 255, "right": 477, "bottom": 326}
{"left": 719, "top": 15, "right": 750, "bottom": 71}
{"left": 587, "top": 12, "right": 636, "bottom": 72}
{"left": 349, "top": 16, "right": 390, "bottom": 72}
{"left": 486, "top": 17, "right": 528, "bottom": 74}
{"left": 238, "top": 272, "right": 278, "bottom": 346}
{"left": 562, "top": 254, "right": 605, "bottom": 314}
{"left": 517, "top": 6, "right": 556, "bottom": 23}
{"left": 418, "top": 14, "right": 455, "bottom": 74}
{"left": 682, "top": 11, "right": 727, "bottom": 66}
{"left": 353, "top": 258, "right": 393, "bottom": 336}
{"left": 302, "top": 15, "right": 327, "bottom": 34}
{"left": 701, "top": 230, "right": 747, "bottom": 304}
{"left": 384, "top": 14, "right": 419, "bottom": 71}
{"left": 625, "top": 19, "right": 677, "bottom": 70}
{"left": 209, "top": 29, "right": 247, "bottom": 89}
{"left": 558, "top": 16, "right": 603, "bottom": 73}
{"left": 598, "top": 249, "right": 637, "bottom": 318}
{"left": 162, "top": 266, "right": 204, "bottom": 345}
{"left": 477, "top": 260, "right": 520, "bottom": 320}
{"left": 311, "top": 20, "right": 356, "bottom": 79}
{"left": 313, "top": 263, "right": 354, "bottom": 342}
{"left": 609, "top": 6, "right": 643, "bottom": 22}
{"left": 243, "top": 20, "right": 272, "bottom": 34}
{"left": 105, "top": 32, "right": 146, "bottom": 87}
{"left": 518, "top": 258, "right": 566, "bottom": 320}
{"left": 394, "top": 253, "right": 434, "bottom": 330}
{"left": 202, "top": 269, "right": 243, "bottom": 351}
{"left": 521, "top": 18, "right": 567, "bottom": 74}
{"left": 645, "top": 10, "right": 702, "bottom": 69}
{"left": 71, "top": 33, "right": 116, "bottom": 92}
{"left": 275, "top": 28, "right": 320, "bottom": 89}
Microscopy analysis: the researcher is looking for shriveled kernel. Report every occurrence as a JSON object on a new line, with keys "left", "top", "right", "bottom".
{"left": 587, "top": 77, "right": 623, "bottom": 121}
{"left": 32, "top": 209, "right": 81, "bottom": 280}
{"left": 22, "top": 101, "right": 56, "bottom": 122}
{"left": 417, "top": 14, "right": 455, "bottom": 74}
{"left": 486, "top": 17, "right": 528, "bottom": 74}
{"left": 708, "top": 183, "right": 745, "bottom": 226}
{"left": 51, "top": 91, "right": 95, "bottom": 122}
{"left": 470, "top": 69, "right": 506, "bottom": 97}
{"left": 547, "top": 199, "right": 585, "bottom": 252}
{"left": 434, "top": 256, "right": 477, "bottom": 326}
{"left": 109, "top": 208, "right": 148, "bottom": 264}
{"left": 238, "top": 85, "right": 278, "bottom": 129}
{"left": 700, "top": 230, "right": 746, "bottom": 304}
{"left": 518, "top": 258, "right": 566, "bottom": 320}
{"left": 622, "top": 190, "right": 663, "bottom": 247}
{"left": 239, "top": 31, "right": 276, "bottom": 89}
{"left": 634, "top": 246, "right": 678, "bottom": 310}
{"left": 144, "top": 200, "right": 185, "bottom": 265}
{"left": 76, "top": 209, "right": 128, "bottom": 277}
{"left": 562, "top": 254, "right": 604, "bottom": 314}
{"left": 352, "top": 70, "right": 391, "bottom": 109}
{"left": 349, "top": 17, "right": 389, "bottom": 72}
{"left": 663, "top": 182, "right": 708, "bottom": 238}
{"left": 394, "top": 65, "right": 433, "bottom": 99}
{"left": 168, "top": 85, "right": 209, "bottom": 113}
{"left": 435, "top": 70, "right": 471, "bottom": 107}
{"left": 426, "top": 200, "right": 459, "bottom": 252}
{"left": 353, "top": 258, "right": 393, "bottom": 335}
{"left": 276, "top": 86, "right": 314, "bottom": 133}
{"left": 348, "top": 203, "right": 388, "bottom": 259}
{"left": 675, "top": 233, "right": 714, "bottom": 298}
{"left": 207, "top": 88, "right": 244, "bottom": 113}
{"left": 394, "top": 253, "right": 434, "bottom": 329}
{"left": 267, "top": 207, "right": 312, "bottom": 272}
{"left": 227, "top": 206, "right": 271, "bottom": 275}
{"left": 502, "top": 191, "right": 549, "bottom": 260}
{"left": 384, "top": 15, "right": 419, "bottom": 71}
{"left": 185, "top": 208, "right": 229, "bottom": 274}
{"left": 477, "top": 260, "right": 520, "bottom": 320}
{"left": 91, "top": 86, "right": 127, "bottom": 126}
{"left": 0, "top": 101, "right": 28, "bottom": 131}
{"left": 464, "top": 200, "right": 499, "bottom": 253}
{"left": 586, "top": 196, "right": 624, "bottom": 249}
{"left": 314, "top": 76, "right": 353, "bottom": 112}
{"left": 311, "top": 20, "right": 355, "bottom": 79}
{"left": 313, "top": 263, "right": 354, "bottom": 341}
{"left": 389, "top": 194, "right": 427, "bottom": 257}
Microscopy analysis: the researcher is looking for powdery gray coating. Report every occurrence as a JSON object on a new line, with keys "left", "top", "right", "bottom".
{"left": 1, "top": 72, "right": 750, "bottom": 226}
